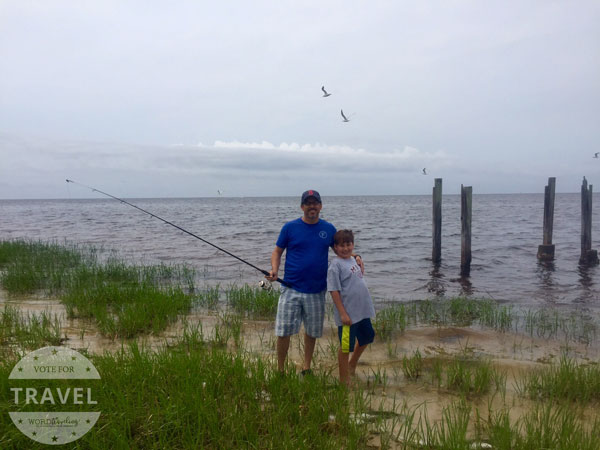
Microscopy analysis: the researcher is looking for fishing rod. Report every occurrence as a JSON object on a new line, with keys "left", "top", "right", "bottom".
{"left": 65, "top": 179, "right": 289, "bottom": 287}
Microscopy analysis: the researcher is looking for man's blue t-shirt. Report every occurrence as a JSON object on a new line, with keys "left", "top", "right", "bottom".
{"left": 276, "top": 218, "right": 336, "bottom": 293}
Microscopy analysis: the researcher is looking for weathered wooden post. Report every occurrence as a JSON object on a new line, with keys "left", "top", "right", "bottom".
{"left": 460, "top": 184, "right": 472, "bottom": 276}
{"left": 580, "top": 177, "right": 599, "bottom": 264}
{"left": 537, "top": 177, "right": 556, "bottom": 260}
{"left": 432, "top": 178, "right": 442, "bottom": 264}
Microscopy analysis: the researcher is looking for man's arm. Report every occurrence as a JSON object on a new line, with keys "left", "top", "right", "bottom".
{"left": 353, "top": 254, "right": 365, "bottom": 274}
{"left": 266, "top": 246, "right": 284, "bottom": 281}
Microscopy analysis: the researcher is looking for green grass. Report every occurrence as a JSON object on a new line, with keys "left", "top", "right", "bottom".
{"left": 225, "top": 284, "right": 279, "bottom": 318}
{"left": 0, "top": 240, "right": 90, "bottom": 294}
{"left": 0, "top": 331, "right": 370, "bottom": 449}
{"left": 0, "top": 305, "right": 63, "bottom": 350}
{"left": 401, "top": 349, "right": 423, "bottom": 380}
{"left": 479, "top": 403, "right": 600, "bottom": 450}
{"left": 373, "top": 296, "right": 598, "bottom": 346}
{"left": 0, "top": 240, "right": 196, "bottom": 338}
{"left": 516, "top": 356, "right": 600, "bottom": 403}
{"left": 62, "top": 283, "right": 192, "bottom": 339}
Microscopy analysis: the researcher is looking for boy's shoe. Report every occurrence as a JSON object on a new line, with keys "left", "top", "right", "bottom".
{"left": 300, "top": 369, "right": 312, "bottom": 377}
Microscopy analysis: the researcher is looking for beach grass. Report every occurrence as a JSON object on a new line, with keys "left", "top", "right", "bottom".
{"left": 0, "top": 330, "right": 370, "bottom": 450}
{"left": 515, "top": 356, "right": 600, "bottom": 403}
{"left": 2, "top": 240, "right": 600, "bottom": 448}
{"left": 373, "top": 296, "right": 598, "bottom": 347}
{"left": 225, "top": 284, "right": 279, "bottom": 318}
{"left": 0, "top": 240, "right": 90, "bottom": 294}
{"left": 0, "top": 305, "right": 63, "bottom": 350}
{"left": 0, "top": 240, "right": 196, "bottom": 338}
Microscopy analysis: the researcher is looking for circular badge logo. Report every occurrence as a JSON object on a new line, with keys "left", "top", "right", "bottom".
{"left": 319, "top": 231, "right": 328, "bottom": 239}
{"left": 8, "top": 346, "right": 101, "bottom": 445}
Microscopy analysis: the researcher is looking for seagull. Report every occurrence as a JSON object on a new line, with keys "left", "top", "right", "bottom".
{"left": 341, "top": 109, "right": 350, "bottom": 122}
{"left": 594, "top": 152, "right": 599, "bottom": 158}
{"left": 217, "top": 189, "right": 223, "bottom": 196}
{"left": 321, "top": 86, "right": 331, "bottom": 97}
{"left": 422, "top": 168, "right": 427, "bottom": 175}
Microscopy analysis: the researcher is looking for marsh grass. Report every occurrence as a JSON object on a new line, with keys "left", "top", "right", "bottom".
{"left": 194, "top": 284, "right": 221, "bottom": 309}
{"left": 0, "top": 240, "right": 196, "bottom": 339}
{"left": 373, "top": 296, "right": 598, "bottom": 347}
{"left": 0, "top": 330, "right": 370, "bottom": 449}
{"left": 3, "top": 240, "right": 600, "bottom": 448}
{"left": 0, "top": 305, "right": 63, "bottom": 350}
{"left": 478, "top": 403, "right": 600, "bottom": 450}
{"left": 0, "top": 240, "right": 90, "bottom": 294}
{"left": 444, "top": 359, "right": 500, "bottom": 397}
{"left": 402, "top": 349, "right": 423, "bottom": 380}
{"left": 225, "top": 284, "right": 279, "bottom": 318}
{"left": 373, "top": 304, "right": 409, "bottom": 340}
{"left": 62, "top": 282, "right": 192, "bottom": 339}
{"left": 515, "top": 356, "right": 600, "bottom": 403}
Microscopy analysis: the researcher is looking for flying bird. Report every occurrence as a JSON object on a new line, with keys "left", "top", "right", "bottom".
{"left": 217, "top": 190, "right": 223, "bottom": 196}
{"left": 341, "top": 109, "right": 350, "bottom": 122}
{"left": 321, "top": 86, "right": 331, "bottom": 97}
{"left": 422, "top": 168, "right": 427, "bottom": 175}
{"left": 594, "top": 152, "right": 599, "bottom": 158}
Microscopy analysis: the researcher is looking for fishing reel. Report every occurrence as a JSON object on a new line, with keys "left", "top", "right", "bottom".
{"left": 258, "top": 280, "right": 273, "bottom": 291}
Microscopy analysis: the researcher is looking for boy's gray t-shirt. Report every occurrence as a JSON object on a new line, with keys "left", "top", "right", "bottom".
{"left": 327, "top": 256, "right": 376, "bottom": 327}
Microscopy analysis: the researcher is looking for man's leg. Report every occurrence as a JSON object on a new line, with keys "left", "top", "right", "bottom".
{"left": 303, "top": 333, "right": 316, "bottom": 371}
{"left": 275, "top": 288, "right": 301, "bottom": 373}
{"left": 301, "top": 291, "right": 325, "bottom": 372}
{"left": 277, "top": 335, "right": 291, "bottom": 373}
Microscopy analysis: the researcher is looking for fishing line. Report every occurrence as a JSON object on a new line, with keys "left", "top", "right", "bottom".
{"left": 65, "top": 179, "right": 289, "bottom": 287}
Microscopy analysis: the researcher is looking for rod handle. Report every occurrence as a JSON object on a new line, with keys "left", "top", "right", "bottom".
{"left": 259, "top": 270, "right": 291, "bottom": 288}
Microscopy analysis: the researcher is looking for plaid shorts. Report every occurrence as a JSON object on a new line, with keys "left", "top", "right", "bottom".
{"left": 275, "top": 287, "right": 326, "bottom": 338}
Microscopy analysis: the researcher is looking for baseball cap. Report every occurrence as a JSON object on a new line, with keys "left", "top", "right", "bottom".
{"left": 301, "top": 190, "right": 322, "bottom": 204}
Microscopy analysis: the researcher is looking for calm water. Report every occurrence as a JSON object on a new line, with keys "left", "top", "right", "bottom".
{"left": 1, "top": 194, "right": 599, "bottom": 311}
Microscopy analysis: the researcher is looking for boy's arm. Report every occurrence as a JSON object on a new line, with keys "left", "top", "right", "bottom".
{"left": 330, "top": 290, "right": 352, "bottom": 325}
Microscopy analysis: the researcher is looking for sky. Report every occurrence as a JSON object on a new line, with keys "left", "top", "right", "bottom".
{"left": 1, "top": 1, "right": 599, "bottom": 198}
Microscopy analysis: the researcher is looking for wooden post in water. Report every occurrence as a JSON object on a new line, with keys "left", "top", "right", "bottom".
{"left": 432, "top": 178, "right": 442, "bottom": 264}
{"left": 460, "top": 184, "right": 472, "bottom": 276}
{"left": 580, "top": 177, "right": 599, "bottom": 264}
{"left": 537, "top": 177, "right": 556, "bottom": 260}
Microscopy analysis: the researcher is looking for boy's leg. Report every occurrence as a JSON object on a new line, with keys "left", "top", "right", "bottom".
{"left": 338, "top": 348, "right": 350, "bottom": 386}
{"left": 277, "top": 336, "right": 291, "bottom": 373}
{"left": 349, "top": 318, "right": 375, "bottom": 376}
{"left": 303, "top": 333, "right": 316, "bottom": 371}
{"left": 348, "top": 343, "right": 368, "bottom": 376}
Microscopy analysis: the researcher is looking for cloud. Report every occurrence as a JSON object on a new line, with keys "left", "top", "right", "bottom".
{"left": 195, "top": 140, "right": 450, "bottom": 174}
{"left": 0, "top": 135, "right": 449, "bottom": 175}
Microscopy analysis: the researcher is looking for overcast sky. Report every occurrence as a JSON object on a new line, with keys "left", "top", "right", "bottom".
{"left": 1, "top": 1, "right": 599, "bottom": 198}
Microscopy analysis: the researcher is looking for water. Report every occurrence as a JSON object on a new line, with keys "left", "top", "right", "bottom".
{"left": 1, "top": 194, "right": 598, "bottom": 310}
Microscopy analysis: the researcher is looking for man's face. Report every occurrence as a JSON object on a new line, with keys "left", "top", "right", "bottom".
{"left": 301, "top": 198, "right": 322, "bottom": 220}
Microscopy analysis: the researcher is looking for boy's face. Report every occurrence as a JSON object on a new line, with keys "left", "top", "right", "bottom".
{"left": 333, "top": 241, "right": 354, "bottom": 259}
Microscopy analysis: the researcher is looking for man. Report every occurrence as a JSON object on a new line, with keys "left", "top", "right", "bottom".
{"left": 266, "top": 190, "right": 362, "bottom": 374}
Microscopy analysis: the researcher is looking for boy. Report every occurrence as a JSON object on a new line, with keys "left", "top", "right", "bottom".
{"left": 327, "top": 230, "right": 376, "bottom": 386}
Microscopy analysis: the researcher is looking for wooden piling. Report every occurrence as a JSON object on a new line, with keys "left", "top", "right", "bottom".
{"left": 580, "top": 177, "right": 599, "bottom": 264}
{"left": 537, "top": 177, "right": 556, "bottom": 261}
{"left": 460, "top": 184, "right": 472, "bottom": 276}
{"left": 432, "top": 178, "right": 442, "bottom": 264}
